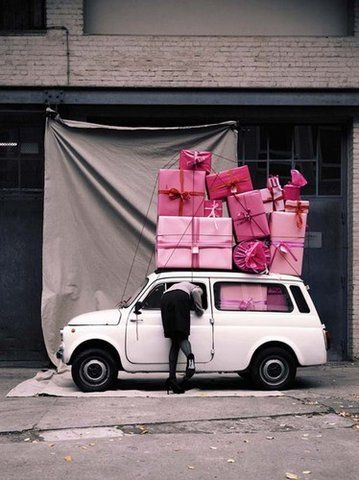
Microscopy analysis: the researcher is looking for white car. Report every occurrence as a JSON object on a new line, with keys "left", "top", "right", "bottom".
{"left": 57, "top": 270, "right": 329, "bottom": 392}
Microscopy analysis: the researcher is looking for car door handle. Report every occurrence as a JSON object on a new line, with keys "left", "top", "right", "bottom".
{"left": 130, "top": 318, "right": 143, "bottom": 322}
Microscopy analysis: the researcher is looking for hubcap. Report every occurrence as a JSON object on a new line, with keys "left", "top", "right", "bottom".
{"left": 80, "top": 359, "right": 108, "bottom": 385}
{"left": 260, "top": 358, "right": 288, "bottom": 386}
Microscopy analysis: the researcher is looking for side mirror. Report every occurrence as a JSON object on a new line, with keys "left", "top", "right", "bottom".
{"left": 134, "top": 301, "right": 143, "bottom": 315}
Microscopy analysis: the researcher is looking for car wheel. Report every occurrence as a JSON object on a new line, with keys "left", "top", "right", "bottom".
{"left": 249, "top": 347, "right": 296, "bottom": 390}
{"left": 71, "top": 348, "right": 118, "bottom": 392}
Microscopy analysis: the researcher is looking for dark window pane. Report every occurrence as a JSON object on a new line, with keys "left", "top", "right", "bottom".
{"left": 294, "top": 162, "right": 316, "bottom": 196}
{"left": 0, "top": 158, "right": 19, "bottom": 188}
{"left": 269, "top": 162, "right": 291, "bottom": 186}
{"left": 246, "top": 162, "right": 267, "bottom": 190}
{"left": 0, "top": 0, "right": 45, "bottom": 31}
{"left": 20, "top": 157, "right": 43, "bottom": 189}
{"left": 290, "top": 286, "right": 310, "bottom": 313}
{"left": 142, "top": 284, "right": 165, "bottom": 309}
{"left": 294, "top": 126, "right": 317, "bottom": 159}
{"left": 268, "top": 125, "right": 292, "bottom": 160}
{"left": 242, "top": 126, "right": 266, "bottom": 160}
{"left": 319, "top": 127, "right": 342, "bottom": 165}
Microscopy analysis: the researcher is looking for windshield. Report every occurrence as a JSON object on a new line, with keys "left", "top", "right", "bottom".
{"left": 117, "top": 278, "right": 149, "bottom": 308}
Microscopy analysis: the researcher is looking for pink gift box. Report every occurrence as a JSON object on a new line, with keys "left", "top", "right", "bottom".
{"left": 283, "top": 184, "right": 301, "bottom": 201}
{"left": 206, "top": 165, "right": 253, "bottom": 200}
{"left": 227, "top": 190, "right": 269, "bottom": 242}
{"left": 204, "top": 200, "right": 223, "bottom": 218}
{"left": 179, "top": 150, "right": 212, "bottom": 174}
{"left": 156, "top": 216, "right": 233, "bottom": 269}
{"left": 233, "top": 240, "right": 270, "bottom": 273}
{"left": 218, "top": 283, "right": 267, "bottom": 311}
{"left": 158, "top": 169, "right": 206, "bottom": 217}
{"left": 260, "top": 175, "right": 285, "bottom": 214}
{"left": 285, "top": 200, "right": 310, "bottom": 228}
{"left": 269, "top": 211, "right": 307, "bottom": 277}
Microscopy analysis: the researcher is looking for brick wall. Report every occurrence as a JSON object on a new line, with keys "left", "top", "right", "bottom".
{"left": 349, "top": 118, "right": 359, "bottom": 359}
{"left": 0, "top": 0, "right": 358, "bottom": 88}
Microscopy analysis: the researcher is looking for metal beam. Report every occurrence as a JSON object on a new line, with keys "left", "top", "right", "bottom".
{"left": 1, "top": 87, "right": 359, "bottom": 107}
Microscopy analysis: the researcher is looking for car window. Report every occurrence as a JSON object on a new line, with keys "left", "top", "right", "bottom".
{"left": 214, "top": 282, "right": 293, "bottom": 313}
{"left": 290, "top": 285, "right": 310, "bottom": 313}
{"left": 142, "top": 282, "right": 208, "bottom": 310}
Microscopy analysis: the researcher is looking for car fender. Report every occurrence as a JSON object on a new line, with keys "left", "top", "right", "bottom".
{"left": 65, "top": 331, "right": 122, "bottom": 364}
{"left": 244, "top": 335, "right": 303, "bottom": 369}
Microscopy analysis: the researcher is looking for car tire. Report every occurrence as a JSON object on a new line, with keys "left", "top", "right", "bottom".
{"left": 71, "top": 348, "right": 118, "bottom": 392}
{"left": 249, "top": 347, "right": 297, "bottom": 390}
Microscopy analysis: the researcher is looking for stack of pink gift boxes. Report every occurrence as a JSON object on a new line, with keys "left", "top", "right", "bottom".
{"left": 156, "top": 149, "right": 309, "bottom": 277}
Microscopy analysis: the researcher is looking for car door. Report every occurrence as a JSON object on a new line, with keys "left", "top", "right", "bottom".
{"left": 125, "top": 278, "right": 214, "bottom": 365}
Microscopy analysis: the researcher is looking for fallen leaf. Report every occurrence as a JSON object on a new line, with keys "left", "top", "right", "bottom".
{"left": 80, "top": 446, "right": 88, "bottom": 450}
{"left": 266, "top": 436, "right": 274, "bottom": 440}
{"left": 64, "top": 456, "right": 73, "bottom": 463}
{"left": 302, "top": 434, "right": 309, "bottom": 437}
{"left": 187, "top": 465, "right": 195, "bottom": 470}
{"left": 243, "top": 439, "right": 249, "bottom": 443}
{"left": 24, "top": 438, "right": 30, "bottom": 442}
{"left": 89, "top": 442, "right": 96, "bottom": 447}
{"left": 140, "top": 429, "right": 149, "bottom": 435}
{"left": 285, "top": 473, "right": 300, "bottom": 480}
{"left": 302, "top": 471, "right": 311, "bottom": 475}
{"left": 48, "top": 443, "right": 55, "bottom": 448}
{"left": 210, "top": 446, "right": 217, "bottom": 450}
{"left": 227, "top": 459, "right": 235, "bottom": 463}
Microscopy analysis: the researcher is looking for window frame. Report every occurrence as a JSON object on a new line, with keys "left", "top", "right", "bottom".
{"left": 290, "top": 285, "right": 311, "bottom": 314}
{"left": 213, "top": 281, "right": 294, "bottom": 314}
{"left": 141, "top": 281, "right": 208, "bottom": 311}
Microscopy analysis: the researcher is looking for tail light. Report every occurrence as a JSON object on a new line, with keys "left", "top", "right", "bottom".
{"left": 323, "top": 327, "right": 331, "bottom": 350}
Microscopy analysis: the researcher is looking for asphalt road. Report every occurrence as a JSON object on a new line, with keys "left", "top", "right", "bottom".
{"left": 0, "top": 364, "right": 358, "bottom": 480}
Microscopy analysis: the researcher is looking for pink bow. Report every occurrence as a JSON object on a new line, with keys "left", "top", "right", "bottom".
{"left": 187, "top": 152, "right": 205, "bottom": 167}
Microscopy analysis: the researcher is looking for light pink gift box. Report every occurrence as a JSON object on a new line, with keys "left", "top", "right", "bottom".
{"left": 260, "top": 175, "right": 285, "bottom": 214}
{"left": 218, "top": 283, "right": 267, "bottom": 311}
{"left": 269, "top": 211, "right": 307, "bottom": 277}
{"left": 204, "top": 200, "right": 223, "bottom": 218}
{"left": 285, "top": 200, "right": 310, "bottom": 229}
{"left": 156, "top": 216, "right": 233, "bottom": 269}
{"left": 227, "top": 190, "right": 269, "bottom": 242}
{"left": 206, "top": 165, "right": 253, "bottom": 200}
{"left": 179, "top": 150, "right": 212, "bottom": 174}
{"left": 158, "top": 169, "right": 206, "bottom": 217}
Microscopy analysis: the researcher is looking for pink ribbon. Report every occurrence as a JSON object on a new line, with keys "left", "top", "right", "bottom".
{"left": 187, "top": 151, "right": 205, "bottom": 167}
{"left": 220, "top": 298, "right": 267, "bottom": 311}
{"left": 233, "top": 240, "right": 270, "bottom": 273}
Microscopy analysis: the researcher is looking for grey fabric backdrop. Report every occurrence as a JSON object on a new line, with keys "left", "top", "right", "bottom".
{"left": 43, "top": 115, "right": 237, "bottom": 364}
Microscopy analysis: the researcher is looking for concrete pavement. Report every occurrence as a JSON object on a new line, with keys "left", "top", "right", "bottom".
{"left": 0, "top": 364, "right": 358, "bottom": 479}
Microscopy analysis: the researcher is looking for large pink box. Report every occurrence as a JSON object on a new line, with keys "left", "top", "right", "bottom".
{"left": 269, "top": 211, "right": 307, "bottom": 277}
{"left": 156, "top": 216, "right": 233, "bottom": 269}
{"left": 227, "top": 190, "right": 269, "bottom": 242}
{"left": 179, "top": 150, "right": 212, "bottom": 174}
{"left": 158, "top": 169, "right": 206, "bottom": 217}
{"left": 206, "top": 165, "right": 253, "bottom": 200}
{"left": 204, "top": 200, "right": 223, "bottom": 218}
{"left": 218, "top": 283, "right": 267, "bottom": 311}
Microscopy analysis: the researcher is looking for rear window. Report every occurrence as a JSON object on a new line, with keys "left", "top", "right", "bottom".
{"left": 214, "top": 282, "right": 293, "bottom": 313}
{"left": 290, "top": 285, "right": 310, "bottom": 313}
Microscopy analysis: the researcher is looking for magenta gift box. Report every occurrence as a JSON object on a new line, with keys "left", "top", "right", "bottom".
{"left": 156, "top": 216, "right": 233, "bottom": 269}
{"left": 219, "top": 283, "right": 267, "bottom": 311}
{"left": 179, "top": 150, "right": 212, "bottom": 174}
{"left": 204, "top": 200, "right": 223, "bottom": 218}
{"left": 227, "top": 190, "right": 269, "bottom": 242}
{"left": 233, "top": 240, "right": 270, "bottom": 274}
{"left": 206, "top": 165, "right": 253, "bottom": 200}
{"left": 157, "top": 169, "right": 206, "bottom": 217}
{"left": 283, "top": 184, "right": 301, "bottom": 201}
{"left": 269, "top": 211, "right": 307, "bottom": 277}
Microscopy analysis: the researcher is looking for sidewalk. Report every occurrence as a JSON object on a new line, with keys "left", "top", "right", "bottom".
{"left": 0, "top": 363, "right": 358, "bottom": 480}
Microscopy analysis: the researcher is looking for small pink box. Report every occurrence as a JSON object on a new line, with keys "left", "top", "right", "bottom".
{"left": 283, "top": 184, "right": 301, "bottom": 201}
{"left": 203, "top": 200, "right": 223, "bottom": 218}
{"left": 158, "top": 169, "right": 206, "bottom": 217}
{"left": 179, "top": 150, "right": 212, "bottom": 174}
{"left": 227, "top": 190, "right": 269, "bottom": 242}
{"left": 206, "top": 165, "right": 253, "bottom": 200}
{"left": 260, "top": 175, "right": 285, "bottom": 214}
{"left": 285, "top": 200, "right": 310, "bottom": 228}
{"left": 269, "top": 211, "right": 307, "bottom": 277}
{"left": 219, "top": 283, "right": 267, "bottom": 311}
{"left": 156, "top": 216, "right": 233, "bottom": 269}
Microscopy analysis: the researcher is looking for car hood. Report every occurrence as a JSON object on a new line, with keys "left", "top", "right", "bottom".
{"left": 68, "top": 309, "right": 121, "bottom": 326}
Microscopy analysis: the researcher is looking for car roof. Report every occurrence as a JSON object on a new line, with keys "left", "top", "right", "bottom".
{"left": 150, "top": 269, "right": 303, "bottom": 283}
